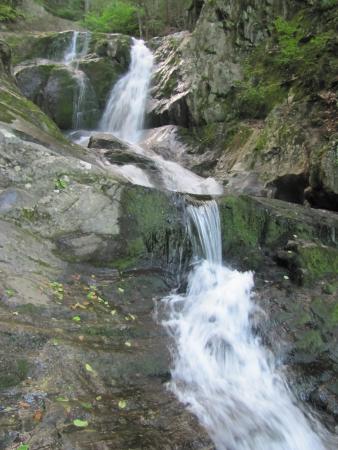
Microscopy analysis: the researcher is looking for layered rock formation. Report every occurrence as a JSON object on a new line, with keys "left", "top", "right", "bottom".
{"left": 149, "top": 0, "right": 338, "bottom": 211}
{"left": 0, "top": 2, "right": 337, "bottom": 447}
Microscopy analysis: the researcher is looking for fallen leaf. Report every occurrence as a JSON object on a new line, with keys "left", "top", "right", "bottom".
{"left": 73, "top": 419, "right": 88, "bottom": 428}
{"left": 81, "top": 402, "right": 92, "bottom": 410}
{"left": 95, "top": 396, "right": 102, "bottom": 401}
{"left": 56, "top": 396, "right": 69, "bottom": 402}
{"left": 118, "top": 400, "right": 127, "bottom": 409}
{"left": 118, "top": 288, "right": 124, "bottom": 293}
{"left": 125, "top": 341, "right": 132, "bottom": 347}
{"left": 33, "top": 410, "right": 43, "bottom": 422}
{"left": 71, "top": 303, "right": 86, "bottom": 310}
{"left": 111, "top": 310, "right": 117, "bottom": 316}
{"left": 85, "top": 363, "right": 94, "bottom": 373}
{"left": 17, "top": 444, "right": 29, "bottom": 450}
{"left": 72, "top": 315, "right": 81, "bottom": 322}
{"left": 78, "top": 335, "right": 85, "bottom": 341}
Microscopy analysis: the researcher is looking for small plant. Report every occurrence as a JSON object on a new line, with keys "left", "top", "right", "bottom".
{"left": 5, "top": 288, "right": 15, "bottom": 297}
{"left": 50, "top": 281, "right": 64, "bottom": 301}
{"left": 54, "top": 178, "right": 69, "bottom": 190}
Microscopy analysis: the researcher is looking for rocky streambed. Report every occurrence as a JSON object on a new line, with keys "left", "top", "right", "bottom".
{"left": 0, "top": 5, "right": 337, "bottom": 448}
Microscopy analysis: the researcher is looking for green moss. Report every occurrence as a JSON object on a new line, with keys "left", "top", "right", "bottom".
{"left": 296, "top": 330, "right": 325, "bottom": 353}
{"left": 219, "top": 196, "right": 267, "bottom": 267}
{"left": 0, "top": 4, "right": 21, "bottom": 23}
{"left": 298, "top": 244, "right": 338, "bottom": 280}
{"left": 5, "top": 31, "right": 72, "bottom": 65}
{"left": 0, "top": 83, "right": 65, "bottom": 141}
{"left": 236, "top": 82, "right": 286, "bottom": 119}
{"left": 228, "top": 6, "right": 338, "bottom": 120}
{"left": 79, "top": 58, "right": 124, "bottom": 109}
{"left": 311, "top": 297, "right": 338, "bottom": 332}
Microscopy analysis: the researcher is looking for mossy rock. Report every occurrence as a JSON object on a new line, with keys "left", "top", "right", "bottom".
{"left": 0, "top": 79, "right": 64, "bottom": 140}
{"left": 42, "top": 66, "right": 77, "bottom": 129}
{"left": 297, "top": 243, "right": 338, "bottom": 282}
{"left": 5, "top": 31, "right": 73, "bottom": 65}
{"left": 115, "top": 186, "right": 187, "bottom": 271}
{"left": 79, "top": 57, "right": 124, "bottom": 109}
{"left": 16, "top": 62, "right": 56, "bottom": 104}
{"left": 218, "top": 195, "right": 338, "bottom": 275}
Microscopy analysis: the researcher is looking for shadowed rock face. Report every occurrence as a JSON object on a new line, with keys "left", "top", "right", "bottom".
{"left": 0, "top": 40, "right": 11, "bottom": 78}
{"left": 148, "top": 1, "right": 338, "bottom": 211}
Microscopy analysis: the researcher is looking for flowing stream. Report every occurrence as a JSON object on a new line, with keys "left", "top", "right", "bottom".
{"left": 72, "top": 37, "right": 333, "bottom": 448}
{"left": 162, "top": 202, "right": 328, "bottom": 450}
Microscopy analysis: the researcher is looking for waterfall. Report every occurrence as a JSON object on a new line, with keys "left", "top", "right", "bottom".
{"left": 63, "top": 31, "right": 79, "bottom": 65}
{"left": 63, "top": 31, "right": 91, "bottom": 67}
{"left": 62, "top": 31, "right": 97, "bottom": 130}
{"left": 72, "top": 70, "right": 98, "bottom": 130}
{"left": 100, "top": 38, "right": 154, "bottom": 143}
{"left": 162, "top": 201, "right": 329, "bottom": 450}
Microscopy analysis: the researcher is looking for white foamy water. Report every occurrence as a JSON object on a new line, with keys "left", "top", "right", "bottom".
{"left": 162, "top": 201, "right": 332, "bottom": 450}
{"left": 100, "top": 38, "right": 154, "bottom": 143}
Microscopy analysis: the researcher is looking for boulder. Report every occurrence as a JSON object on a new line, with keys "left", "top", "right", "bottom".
{"left": 88, "top": 132, "right": 131, "bottom": 151}
{"left": 15, "top": 62, "right": 100, "bottom": 130}
{"left": 79, "top": 56, "right": 124, "bottom": 109}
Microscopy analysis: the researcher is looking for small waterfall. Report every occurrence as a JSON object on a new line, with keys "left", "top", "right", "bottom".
{"left": 63, "top": 31, "right": 91, "bottom": 67}
{"left": 72, "top": 70, "right": 98, "bottom": 130}
{"left": 62, "top": 31, "right": 97, "bottom": 130}
{"left": 100, "top": 38, "right": 154, "bottom": 143}
{"left": 63, "top": 31, "right": 79, "bottom": 65}
{"left": 162, "top": 201, "right": 329, "bottom": 450}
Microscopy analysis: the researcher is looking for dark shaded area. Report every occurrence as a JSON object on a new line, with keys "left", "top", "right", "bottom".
{"left": 268, "top": 174, "right": 308, "bottom": 205}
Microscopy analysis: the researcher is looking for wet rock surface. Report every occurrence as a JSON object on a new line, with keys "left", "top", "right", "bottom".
{"left": 1, "top": 4, "right": 338, "bottom": 446}
{"left": 0, "top": 264, "right": 213, "bottom": 449}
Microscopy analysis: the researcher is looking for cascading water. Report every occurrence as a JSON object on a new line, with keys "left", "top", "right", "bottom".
{"left": 162, "top": 200, "right": 331, "bottom": 450}
{"left": 100, "top": 38, "right": 154, "bottom": 143}
{"left": 62, "top": 31, "right": 97, "bottom": 130}
{"left": 63, "top": 31, "right": 91, "bottom": 67}
{"left": 72, "top": 71, "right": 97, "bottom": 130}
{"left": 68, "top": 35, "right": 334, "bottom": 447}
{"left": 97, "top": 39, "right": 222, "bottom": 194}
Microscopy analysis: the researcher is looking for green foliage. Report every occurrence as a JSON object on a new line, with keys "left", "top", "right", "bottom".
{"left": 73, "top": 419, "right": 89, "bottom": 427}
{"left": 36, "top": 0, "right": 85, "bottom": 21}
{"left": 231, "top": 10, "right": 337, "bottom": 120}
{"left": 50, "top": 281, "right": 64, "bottom": 300}
{"left": 54, "top": 178, "right": 69, "bottom": 190}
{"left": 236, "top": 82, "right": 286, "bottom": 119}
{"left": 17, "top": 444, "right": 29, "bottom": 450}
{"left": 83, "top": 1, "right": 139, "bottom": 34}
{"left": 0, "top": 4, "right": 21, "bottom": 22}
